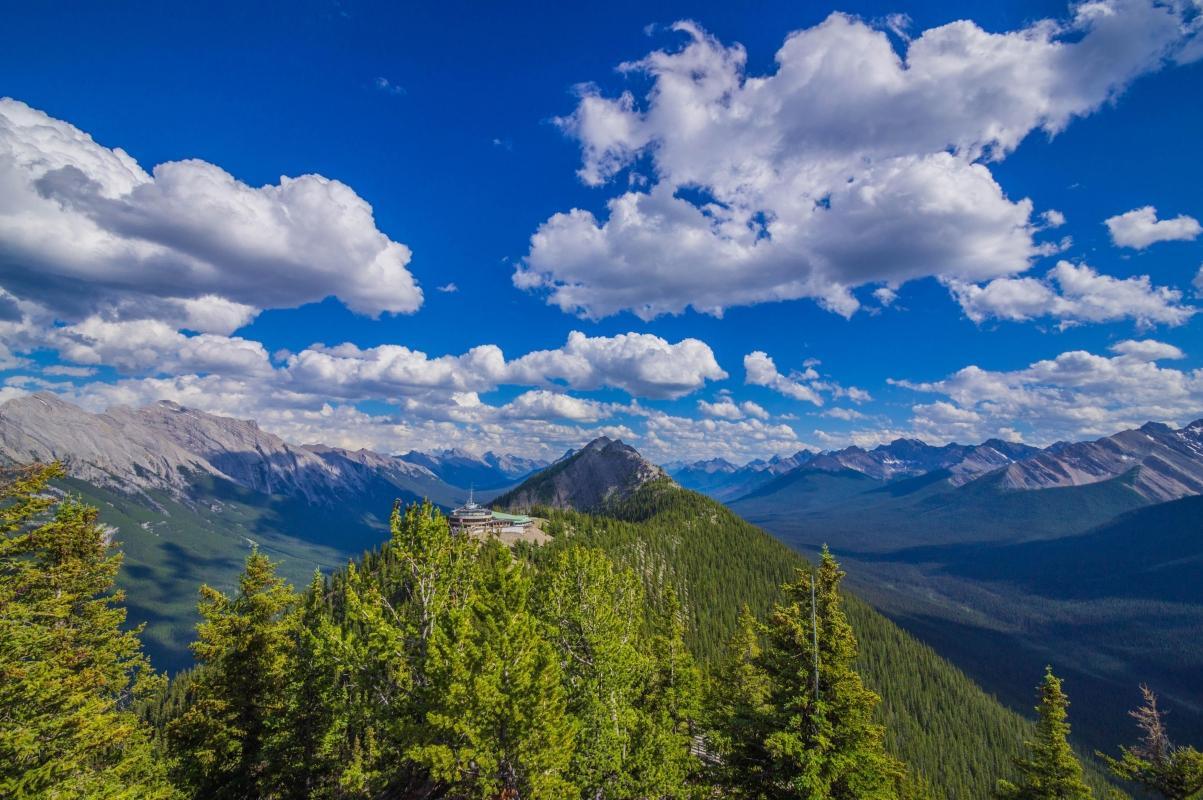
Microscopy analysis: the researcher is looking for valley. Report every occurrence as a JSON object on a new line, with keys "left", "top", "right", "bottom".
{"left": 4, "top": 392, "right": 1199, "bottom": 794}
{"left": 671, "top": 427, "right": 1203, "bottom": 754}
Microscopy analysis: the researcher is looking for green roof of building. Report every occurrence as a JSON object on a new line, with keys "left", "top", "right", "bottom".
{"left": 491, "top": 511, "right": 532, "bottom": 523}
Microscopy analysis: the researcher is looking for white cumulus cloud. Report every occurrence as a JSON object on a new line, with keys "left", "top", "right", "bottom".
{"left": 518, "top": 2, "right": 1200, "bottom": 320}
{"left": 948, "top": 260, "right": 1196, "bottom": 327}
{"left": 0, "top": 98, "right": 422, "bottom": 331}
{"left": 893, "top": 339, "right": 1203, "bottom": 443}
{"left": 1105, "top": 206, "right": 1202, "bottom": 249}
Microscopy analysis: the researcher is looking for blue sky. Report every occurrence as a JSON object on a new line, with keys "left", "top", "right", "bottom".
{"left": 1, "top": 0, "right": 1201, "bottom": 462}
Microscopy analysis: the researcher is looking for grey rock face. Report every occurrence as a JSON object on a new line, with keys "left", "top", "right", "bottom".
{"left": 494, "top": 436, "right": 671, "bottom": 512}
{"left": 997, "top": 420, "right": 1203, "bottom": 501}
{"left": 0, "top": 393, "right": 448, "bottom": 506}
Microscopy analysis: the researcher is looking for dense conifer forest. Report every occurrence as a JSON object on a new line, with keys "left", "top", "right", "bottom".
{"left": 5, "top": 464, "right": 1202, "bottom": 799}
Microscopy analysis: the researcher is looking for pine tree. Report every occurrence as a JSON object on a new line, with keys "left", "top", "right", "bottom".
{"left": 261, "top": 571, "right": 345, "bottom": 800}
{"left": 414, "top": 542, "right": 577, "bottom": 799}
{"left": 327, "top": 561, "right": 422, "bottom": 796}
{"left": 536, "top": 546, "right": 701, "bottom": 798}
{"left": 0, "top": 464, "right": 177, "bottom": 799}
{"left": 996, "top": 668, "right": 1092, "bottom": 800}
{"left": 715, "top": 546, "right": 904, "bottom": 799}
{"left": 167, "top": 547, "right": 295, "bottom": 799}
{"left": 706, "top": 605, "right": 774, "bottom": 794}
{"left": 636, "top": 583, "right": 704, "bottom": 798}
{"left": 1098, "top": 684, "right": 1203, "bottom": 799}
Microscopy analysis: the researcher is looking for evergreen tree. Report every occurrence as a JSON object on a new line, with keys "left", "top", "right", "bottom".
{"left": 637, "top": 584, "right": 704, "bottom": 797}
{"left": 755, "top": 546, "right": 904, "bottom": 799}
{"left": 0, "top": 464, "right": 177, "bottom": 799}
{"left": 535, "top": 546, "right": 700, "bottom": 798}
{"left": 706, "top": 606, "right": 774, "bottom": 794}
{"left": 167, "top": 547, "right": 296, "bottom": 799}
{"left": 261, "top": 571, "right": 345, "bottom": 800}
{"left": 414, "top": 542, "right": 577, "bottom": 799}
{"left": 327, "top": 561, "right": 422, "bottom": 796}
{"left": 1098, "top": 685, "right": 1203, "bottom": 799}
{"left": 386, "top": 498, "right": 477, "bottom": 654}
{"left": 996, "top": 668, "right": 1093, "bottom": 800}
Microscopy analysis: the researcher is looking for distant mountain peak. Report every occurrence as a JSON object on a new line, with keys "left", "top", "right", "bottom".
{"left": 999, "top": 418, "right": 1203, "bottom": 501}
{"left": 395, "top": 446, "right": 546, "bottom": 489}
{"left": 493, "top": 436, "right": 669, "bottom": 513}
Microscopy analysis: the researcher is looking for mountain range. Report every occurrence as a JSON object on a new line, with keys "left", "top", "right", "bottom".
{"left": 396, "top": 448, "right": 545, "bottom": 490}
{"left": 671, "top": 418, "right": 1203, "bottom": 504}
{"left": 2, "top": 391, "right": 1200, "bottom": 762}
{"left": 712, "top": 424, "right": 1203, "bottom": 754}
{"left": 0, "top": 392, "right": 538, "bottom": 668}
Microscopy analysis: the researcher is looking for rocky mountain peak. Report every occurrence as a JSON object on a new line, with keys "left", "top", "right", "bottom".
{"left": 492, "top": 436, "right": 670, "bottom": 513}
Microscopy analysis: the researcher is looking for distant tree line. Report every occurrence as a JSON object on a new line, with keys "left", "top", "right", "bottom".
{"left": 3, "top": 463, "right": 1201, "bottom": 799}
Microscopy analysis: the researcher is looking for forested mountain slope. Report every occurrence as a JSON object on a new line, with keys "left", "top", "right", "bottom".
{"left": 525, "top": 479, "right": 1115, "bottom": 798}
{"left": 732, "top": 465, "right": 1202, "bottom": 756}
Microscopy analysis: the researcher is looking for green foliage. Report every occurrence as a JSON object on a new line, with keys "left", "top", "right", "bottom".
{"left": 0, "top": 464, "right": 176, "bottom": 799}
{"left": 534, "top": 545, "right": 701, "bottom": 798}
{"left": 5, "top": 466, "right": 1147, "bottom": 800}
{"left": 533, "top": 481, "right": 1044, "bottom": 798}
{"left": 997, "top": 668, "right": 1093, "bottom": 800}
{"left": 708, "top": 548, "right": 906, "bottom": 799}
{"left": 413, "top": 542, "right": 577, "bottom": 799}
{"left": 1098, "top": 685, "right": 1203, "bottom": 799}
{"left": 165, "top": 548, "right": 296, "bottom": 798}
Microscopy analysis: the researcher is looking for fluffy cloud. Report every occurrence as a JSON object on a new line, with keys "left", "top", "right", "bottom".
{"left": 697, "top": 396, "right": 770, "bottom": 420}
{"left": 822, "top": 407, "right": 867, "bottom": 421}
{"left": 519, "top": 3, "right": 1200, "bottom": 320}
{"left": 893, "top": 339, "right": 1203, "bottom": 443}
{"left": 281, "top": 331, "right": 725, "bottom": 401}
{"left": 744, "top": 351, "right": 869, "bottom": 406}
{"left": 745, "top": 352, "right": 823, "bottom": 405}
{"left": 504, "top": 331, "right": 727, "bottom": 398}
{"left": 638, "top": 407, "right": 804, "bottom": 463}
{"left": 1106, "top": 206, "right": 1202, "bottom": 249}
{"left": 948, "top": 260, "right": 1196, "bottom": 327}
{"left": 0, "top": 98, "right": 421, "bottom": 331}
{"left": 53, "top": 317, "right": 273, "bottom": 376}
{"left": 44, "top": 372, "right": 634, "bottom": 459}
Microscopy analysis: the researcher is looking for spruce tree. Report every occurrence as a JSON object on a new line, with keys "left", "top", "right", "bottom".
{"left": 261, "top": 571, "right": 344, "bottom": 800}
{"left": 706, "top": 605, "right": 773, "bottom": 794}
{"left": 637, "top": 584, "right": 704, "bottom": 797}
{"left": 414, "top": 542, "right": 577, "bottom": 799}
{"left": 996, "top": 668, "right": 1092, "bottom": 800}
{"left": 536, "top": 546, "right": 700, "bottom": 798}
{"left": 762, "top": 547, "right": 903, "bottom": 798}
{"left": 167, "top": 547, "right": 295, "bottom": 799}
{"left": 535, "top": 545, "right": 651, "bottom": 797}
{"left": 1098, "top": 684, "right": 1203, "bottom": 799}
{"left": 327, "top": 561, "right": 422, "bottom": 795}
{"left": 0, "top": 464, "right": 177, "bottom": 799}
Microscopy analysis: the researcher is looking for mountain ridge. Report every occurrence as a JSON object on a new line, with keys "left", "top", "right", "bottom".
{"left": 671, "top": 419, "right": 1203, "bottom": 504}
{"left": 396, "top": 447, "right": 546, "bottom": 490}
{"left": 0, "top": 392, "right": 478, "bottom": 508}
